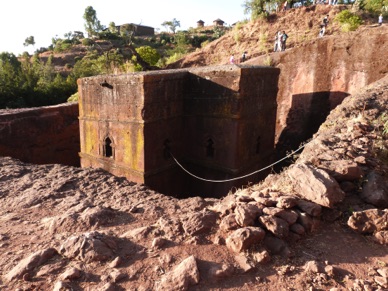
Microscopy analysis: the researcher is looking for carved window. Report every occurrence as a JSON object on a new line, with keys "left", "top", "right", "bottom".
{"left": 104, "top": 137, "right": 113, "bottom": 158}
{"left": 206, "top": 138, "right": 215, "bottom": 157}
{"left": 256, "top": 136, "right": 261, "bottom": 154}
{"left": 163, "top": 139, "right": 171, "bottom": 160}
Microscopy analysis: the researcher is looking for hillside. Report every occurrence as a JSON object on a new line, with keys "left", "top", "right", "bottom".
{"left": 167, "top": 5, "right": 376, "bottom": 68}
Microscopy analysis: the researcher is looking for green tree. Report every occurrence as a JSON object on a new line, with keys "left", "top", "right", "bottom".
{"left": 243, "top": 0, "right": 280, "bottom": 19}
{"left": 135, "top": 46, "right": 160, "bottom": 66}
{"left": 362, "top": 0, "right": 388, "bottom": 13}
{"left": 120, "top": 23, "right": 135, "bottom": 44}
{"left": 161, "top": 18, "right": 181, "bottom": 33}
{"left": 0, "top": 53, "right": 25, "bottom": 108}
{"left": 109, "top": 22, "right": 118, "bottom": 34}
{"left": 23, "top": 36, "right": 35, "bottom": 47}
{"left": 83, "top": 6, "right": 104, "bottom": 37}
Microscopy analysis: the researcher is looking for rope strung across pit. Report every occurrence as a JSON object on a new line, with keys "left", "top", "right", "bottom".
{"left": 169, "top": 142, "right": 309, "bottom": 183}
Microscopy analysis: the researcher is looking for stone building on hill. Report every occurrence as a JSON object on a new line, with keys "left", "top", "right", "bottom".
{"left": 115, "top": 23, "right": 154, "bottom": 36}
{"left": 78, "top": 65, "right": 279, "bottom": 197}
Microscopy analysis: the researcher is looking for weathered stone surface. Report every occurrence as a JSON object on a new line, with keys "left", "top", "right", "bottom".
{"left": 319, "top": 160, "right": 364, "bottom": 182}
{"left": 109, "top": 256, "right": 123, "bottom": 268}
{"left": 374, "top": 276, "right": 388, "bottom": 288}
{"left": 263, "top": 207, "right": 298, "bottom": 225}
{"left": 296, "top": 200, "right": 322, "bottom": 217}
{"left": 53, "top": 281, "right": 71, "bottom": 291}
{"left": 374, "top": 231, "right": 388, "bottom": 245}
{"left": 5, "top": 248, "right": 57, "bottom": 282}
{"left": 263, "top": 236, "right": 290, "bottom": 256}
{"left": 157, "top": 255, "right": 199, "bottom": 291}
{"left": 304, "top": 260, "right": 323, "bottom": 274}
{"left": 360, "top": 171, "right": 388, "bottom": 208}
{"left": 253, "top": 250, "right": 271, "bottom": 264}
{"left": 157, "top": 217, "right": 184, "bottom": 240}
{"left": 276, "top": 196, "right": 298, "bottom": 209}
{"left": 59, "top": 231, "right": 117, "bottom": 262}
{"left": 122, "top": 226, "right": 156, "bottom": 240}
{"left": 377, "top": 267, "right": 388, "bottom": 278}
{"left": 209, "top": 263, "right": 235, "bottom": 281}
{"left": 287, "top": 163, "right": 345, "bottom": 207}
{"left": 296, "top": 211, "right": 316, "bottom": 233}
{"left": 110, "top": 269, "right": 127, "bottom": 283}
{"left": 44, "top": 205, "right": 117, "bottom": 234}
{"left": 290, "top": 223, "right": 306, "bottom": 235}
{"left": 0, "top": 103, "right": 80, "bottom": 167}
{"left": 347, "top": 209, "right": 388, "bottom": 234}
{"left": 152, "top": 237, "right": 168, "bottom": 249}
{"left": 181, "top": 209, "right": 217, "bottom": 236}
{"left": 259, "top": 215, "right": 289, "bottom": 238}
{"left": 234, "top": 204, "right": 261, "bottom": 227}
{"left": 59, "top": 267, "right": 81, "bottom": 280}
{"left": 234, "top": 254, "right": 255, "bottom": 273}
{"left": 226, "top": 227, "right": 266, "bottom": 252}
{"left": 220, "top": 214, "right": 239, "bottom": 232}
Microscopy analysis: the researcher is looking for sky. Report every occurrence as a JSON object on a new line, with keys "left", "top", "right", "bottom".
{"left": 1, "top": 0, "right": 247, "bottom": 56}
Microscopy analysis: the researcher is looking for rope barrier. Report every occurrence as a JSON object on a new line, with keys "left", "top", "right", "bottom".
{"left": 169, "top": 142, "right": 309, "bottom": 183}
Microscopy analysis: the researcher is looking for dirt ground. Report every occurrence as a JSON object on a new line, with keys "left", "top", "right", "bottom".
{"left": 1, "top": 4, "right": 388, "bottom": 291}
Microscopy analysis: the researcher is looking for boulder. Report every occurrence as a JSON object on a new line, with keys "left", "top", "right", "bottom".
{"left": 296, "top": 200, "right": 322, "bottom": 217}
{"left": 360, "top": 171, "right": 388, "bottom": 207}
{"left": 347, "top": 209, "right": 388, "bottom": 234}
{"left": 263, "top": 236, "right": 290, "bottom": 256}
{"left": 287, "top": 163, "right": 345, "bottom": 207}
{"left": 226, "top": 227, "right": 266, "bottom": 252}
{"left": 276, "top": 196, "right": 298, "bottom": 209}
{"left": 209, "top": 263, "right": 235, "bottom": 281}
{"left": 220, "top": 214, "right": 239, "bottom": 232}
{"left": 59, "top": 267, "right": 81, "bottom": 280}
{"left": 157, "top": 255, "right": 199, "bottom": 291}
{"left": 263, "top": 207, "right": 298, "bottom": 225}
{"left": 181, "top": 209, "right": 218, "bottom": 236}
{"left": 157, "top": 217, "right": 184, "bottom": 240}
{"left": 374, "top": 231, "right": 388, "bottom": 245}
{"left": 318, "top": 160, "right": 364, "bottom": 182}
{"left": 234, "top": 204, "right": 261, "bottom": 227}
{"left": 259, "top": 215, "right": 289, "bottom": 239}
{"left": 5, "top": 248, "right": 57, "bottom": 282}
{"left": 253, "top": 250, "right": 271, "bottom": 264}
{"left": 234, "top": 254, "right": 255, "bottom": 273}
{"left": 59, "top": 231, "right": 117, "bottom": 262}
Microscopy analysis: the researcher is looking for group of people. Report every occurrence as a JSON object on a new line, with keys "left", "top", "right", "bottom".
{"left": 274, "top": 31, "right": 288, "bottom": 52}
{"left": 229, "top": 51, "right": 248, "bottom": 64}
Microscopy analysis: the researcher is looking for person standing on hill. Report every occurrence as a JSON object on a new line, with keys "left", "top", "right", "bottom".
{"left": 323, "top": 15, "right": 329, "bottom": 28}
{"left": 241, "top": 51, "right": 247, "bottom": 62}
{"left": 281, "top": 31, "right": 288, "bottom": 51}
{"left": 230, "top": 54, "right": 235, "bottom": 64}
{"left": 378, "top": 14, "right": 383, "bottom": 26}
{"left": 274, "top": 31, "right": 280, "bottom": 52}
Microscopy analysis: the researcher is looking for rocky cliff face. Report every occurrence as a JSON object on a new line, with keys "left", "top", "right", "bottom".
{"left": 249, "top": 25, "right": 388, "bottom": 154}
{"left": 0, "top": 103, "right": 80, "bottom": 166}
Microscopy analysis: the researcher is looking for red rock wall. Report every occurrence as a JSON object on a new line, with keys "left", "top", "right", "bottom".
{"left": 251, "top": 26, "right": 388, "bottom": 153}
{"left": 0, "top": 103, "right": 80, "bottom": 166}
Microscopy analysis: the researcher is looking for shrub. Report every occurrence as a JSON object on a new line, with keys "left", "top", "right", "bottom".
{"left": 67, "top": 92, "right": 79, "bottom": 102}
{"left": 82, "top": 38, "right": 94, "bottom": 46}
{"left": 135, "top": 46, "right": 160, "bottom": 66}
{"left": 335, "top": 10, "right": 363, "bottom": 32}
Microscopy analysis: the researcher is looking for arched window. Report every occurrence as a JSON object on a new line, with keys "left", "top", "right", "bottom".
{"left": 256, "top": 136, "right": 261, "bottom": 154}
{"left": 104, "top": 137, "right": 113, "bottom": 158}
{"left": 206, "top": 138, "right": 214, "bottom": 157}
{"left": 163, "top": 139, "right": 171, "bottom": 160}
